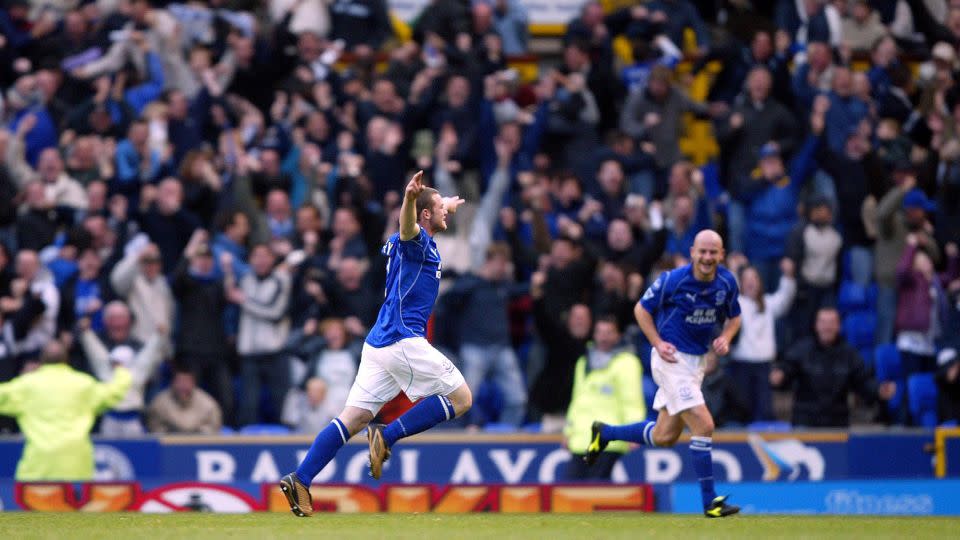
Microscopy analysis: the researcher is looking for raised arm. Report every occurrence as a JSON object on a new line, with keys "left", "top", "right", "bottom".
{"left": 400, "top": 170, "right": 425, "bottom": 241}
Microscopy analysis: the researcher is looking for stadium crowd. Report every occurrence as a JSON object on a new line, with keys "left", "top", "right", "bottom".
{"left": 0, "top": 0, "right": 959, "bottom": 439}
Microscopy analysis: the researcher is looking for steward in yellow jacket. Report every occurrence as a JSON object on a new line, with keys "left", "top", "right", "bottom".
{"left": 0, "top": 340, "right": 131, "bottom": 480}
{"left": 564, "top": 315, "right": 646, "bottom": 479}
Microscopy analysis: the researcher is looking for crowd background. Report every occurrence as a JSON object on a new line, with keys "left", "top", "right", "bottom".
{"left": 1, "top": 0, "right": 959, "bottom": 439}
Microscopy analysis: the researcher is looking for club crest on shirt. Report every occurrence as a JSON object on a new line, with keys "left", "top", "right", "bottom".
{"left": 715, "top": 290, "right": 726, "bottom": 306}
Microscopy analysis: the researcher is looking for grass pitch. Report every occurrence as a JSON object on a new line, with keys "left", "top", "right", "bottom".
{"left": 0, "top": 513, "right": 956, "bottom": 539}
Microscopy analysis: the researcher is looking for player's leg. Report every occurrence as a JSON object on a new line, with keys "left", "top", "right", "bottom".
{"left": 589, "top": 406, "right": 683, "bottom": 463}
{"left": 281, "top": 346, "right": 398, "bottom": 516}
{"left": 680, "top": 404, "right": 738, "bottom": 518}
{"left": 374, "top": 338, "right": 471, "bottom": 455}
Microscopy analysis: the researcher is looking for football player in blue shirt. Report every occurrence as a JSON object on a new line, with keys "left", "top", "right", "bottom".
{"left": 586, "top": 229, "right": 743, "bottom": 517}
{"left": 281, "top": 171, "right": 471, "bottom": 517}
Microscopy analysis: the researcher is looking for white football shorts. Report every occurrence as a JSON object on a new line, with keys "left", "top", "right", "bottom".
{"left": 651, "top": 347, "right": 706, "bottom": 415}
{"left": 345, "top": 337, "right": 466, "bottom": 414}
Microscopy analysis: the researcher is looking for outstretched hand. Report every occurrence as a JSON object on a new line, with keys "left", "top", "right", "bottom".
{"left": 442, "top": 196, "right": 465, "bottom": 214}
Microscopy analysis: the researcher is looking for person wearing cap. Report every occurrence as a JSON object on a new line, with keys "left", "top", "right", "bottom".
{"left": 874, "top": 174, "right": 942, "bottom": 345}
{"left": 78, "top": 302, "right": 167, "bottom": 436}
{"left": 0, "top": 339, "right": 131, "bottom": 480}
{"left": 736, "top": 112, "right": 820, "bottom": 288}
{"left": 936, "top": 347, "right": 960, "bottom": 423}
{"left": 110, "top": 239, "right": 175, "bottom": 346}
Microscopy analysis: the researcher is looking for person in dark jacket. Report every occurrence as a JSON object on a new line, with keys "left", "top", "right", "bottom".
{"left": 170, "top": 231, "right": 234, "bottom": 423}
{"left": 528, "top": 273, "right": 590, "bottom": 425}
{"left": 936, "top": 347, "right": 960, "bottom": 424}
{"left": 771, "top": 307, "right": 896, "bottom": 427}
{"left": 714, "top": 66, "right": 798, "bottom": 194}
{"left": 137, "top": 178, "right": 202, "bottom": 274}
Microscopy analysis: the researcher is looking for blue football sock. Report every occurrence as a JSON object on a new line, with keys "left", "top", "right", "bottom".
{"left": 601, "top": 421, "right": 657, "bottom": 446}
{"left": 295, "top": 418, "right": 349, "bottom": 486}
{"left": 383, "top": 395, "right": 454, "bottom": 447}
{"left": 690, "top": 436, "right": 717, "bottom": 509}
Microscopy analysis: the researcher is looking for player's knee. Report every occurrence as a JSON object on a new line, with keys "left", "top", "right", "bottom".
{"left": 450, "top": 385, "right": 473, "bottom": 418}
{"left": 692, "top": 417, "right": 715, "bottom": 437}
{"left": 653, "top": 431, "right": 679, "bottom": 447}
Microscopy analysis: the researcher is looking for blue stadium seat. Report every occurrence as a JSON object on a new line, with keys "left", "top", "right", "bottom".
{"left": 521, "top": 422, "right": 543, "bottom": 433}
{"left": 482, "top": 422, "right": 518, "bottom": 433}
{"left": 837, "top": 281, "right": 877, "bottom": 315}
{"left": 907, "top": 373, "right": 938, "bottom": 428}
{"left": 220, "top": 426, "right": 236, "bottom": 435}
{"left": 746, "top": 421, "right": 791, "bottom": 432}
{"left": 642, "top": 376, "right": 658, "bottom": 416}
{"left": 239, "top": 424, "right": 291, "bottom": 435}
{"left": 874, "top": 344, "right": 903, "bottom": 381}
{"left": 942, "top": 420, "right": 959, "bottom": 427}
{"left": 842, "top": 311, "right": 877, "bottom": 350}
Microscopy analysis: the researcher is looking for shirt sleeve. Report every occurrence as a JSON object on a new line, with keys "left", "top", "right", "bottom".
{"left": 639, "top": 271, "right": 669, "bottom": 315}
{"left": 397, "top": 228, "right": 430, "bottom": 262}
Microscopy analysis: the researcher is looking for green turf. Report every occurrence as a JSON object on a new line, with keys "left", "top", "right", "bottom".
{"left": 0, "top": 513, "right": 958, "bottom": 539}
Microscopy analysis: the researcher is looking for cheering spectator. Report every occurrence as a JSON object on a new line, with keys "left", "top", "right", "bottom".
{"left": 445, "top": 243, "right": 528, "bottom": 427}
{"left": 283, "top": 318, "right": 359, "bottom": 433}
{"left": 728, "top": 257, "right": 796, "bottom": 422}
{"left": 138, "top": 178, "right": 202, "bottom": 274}
{"left": 621, "top": 65, "right": 718, "bottom": 170}
{"left": 0, "top": 340, "right": 130, "bottom": 480}
{"left": 110, "top": 240, "right": 175, "bottom": 346}
{"left": 895, "top": 238, "right": 959, "bottom": 374}
{"left": 170, "top": 231, "right": 233, "bottom": 421}
{"left": 787, "top": 196, "right": 843, "bottom": 340}
{"left": 231, "top": 244, "right": 293, "bottom": 425}
{"left": 79, "top": 312, "right": 166, "bottom": 436}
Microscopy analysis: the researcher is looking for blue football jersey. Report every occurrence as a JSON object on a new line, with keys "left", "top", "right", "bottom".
{"left": 366, "top": 228, "right": 443, "bottom": 348}
{"left": 638, "top": 264, "right": 741, "bottom": 355}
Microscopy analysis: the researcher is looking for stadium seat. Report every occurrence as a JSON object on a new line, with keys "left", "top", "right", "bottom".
{"left": 642, "top": 376, "right": 658, "bottom": 416}
{"left": 837, "top": 281, "right": 877, "bottom": 315}
{"left": 521, "top": 422, "right": 543, "bottom": 433}
{"left": 874, "top": 344, "right": 903, "bottom": 381}
{"left": 239, "top": 424, "right": 291, "bottom": 435}
{"left": 220, "top": 426, "right": 236, "bottom": 435}
{"left": 842, "top": 311, "right": 877, "bottom": 350}
{"left": 746, "top": 421, "right": 791, "bottom": 432}
{"left": 942, "top": 420, "right": 959, "bottom": 427}
{"left": 907, "top": 374, "right": 938, "bottom": 428}
{"left": 483, "top": 422, "right": 518, "bottom": 433}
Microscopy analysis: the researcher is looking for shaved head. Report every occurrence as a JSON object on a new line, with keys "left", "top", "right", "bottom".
{"left": 693, "top": 229, "right": 723, "bottom": 249}
{"left": 690, "top": 229, "right": 724, "bottom": 281}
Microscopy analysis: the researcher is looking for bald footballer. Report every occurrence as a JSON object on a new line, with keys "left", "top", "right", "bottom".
{"left": 586, "top": 229, "right": 742, "bottom": 517}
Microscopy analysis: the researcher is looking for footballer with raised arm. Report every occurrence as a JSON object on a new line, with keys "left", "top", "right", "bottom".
{"left": 280, "top": 170, "right": 471, "bottom": 517}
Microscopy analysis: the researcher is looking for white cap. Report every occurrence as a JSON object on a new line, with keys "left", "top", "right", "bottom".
{"left": 109, "top": 345, "right": 135, "bottom": 367}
